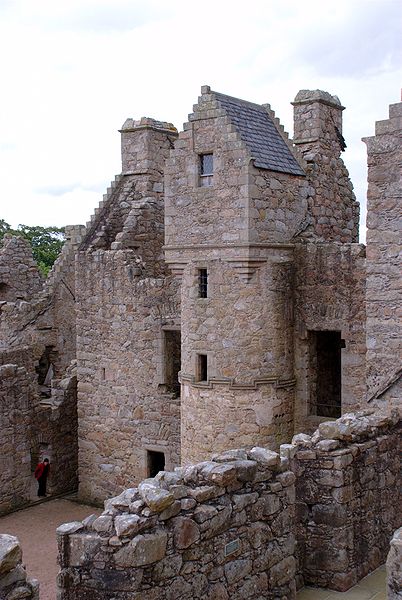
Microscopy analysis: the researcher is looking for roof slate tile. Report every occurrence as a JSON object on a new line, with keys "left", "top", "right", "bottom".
{"left": 214, "top": 92, "right": 305, "bottom": 176}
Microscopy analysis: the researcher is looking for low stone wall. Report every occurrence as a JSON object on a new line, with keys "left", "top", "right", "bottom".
{"left": 57, "top": 447, "right": 296, "bottom": 599}
{"left": 387, "top": 528, "right": 402, "bottom": 599}
{"left": 0, "top": 364, "right": 35, "bottom": 515}
{"left": 293, "top": 410, "right": 401, "bottom": 591}
{"left": 56, "top": 410, "right": 400, "bottom": 598}
{"left": 0, "top": 534, "right": 39, "bottom": 599}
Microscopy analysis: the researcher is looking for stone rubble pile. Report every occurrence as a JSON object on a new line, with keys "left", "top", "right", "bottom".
{"left": 0, "top": 535, "right": 39, "bottom": 600}
{"left": 292, "top": 408, "right": 400, "bottom": 448}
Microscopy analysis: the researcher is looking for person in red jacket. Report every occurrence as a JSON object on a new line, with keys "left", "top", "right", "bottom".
{"left": 34, "top": 458, "right": 50, "bottom": 497}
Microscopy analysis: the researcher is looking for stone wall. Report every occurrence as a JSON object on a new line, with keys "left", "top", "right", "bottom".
{"left": 57, "top": 447, "right": 296, "bottom": 600}
{"left": 294, "top": 242, "right": 366, "bottom": 433}
{"left": 0, "top": 235, "right": 43, "bottom": 303}
{"left": 293, "top": 410, "right": 401, "bottom": 591}
{"left": 363, "top": 99, "right": 402, "bottom": 408}
{"left": 292, "top": 90, "right": 359, "bottom": 243}
{"left": 387, "top": 528, "right": 402, "bottom": 599}
{"left": 76, "top": 249, "right": 181, "bottom": 504}
{"left": 180, "top": 255, "right": 296, "bottom": 463}
{"left": 33, "top": 361, "right": 78, "bottom": 496}
{"left": 0, "top": 535, "right": 39, "bottom": 600}
{"left": 57, "top": 410, "right": 401, "bottom": 598}
{"left": 0, "top": 362, "right": 36, "bottom": 515}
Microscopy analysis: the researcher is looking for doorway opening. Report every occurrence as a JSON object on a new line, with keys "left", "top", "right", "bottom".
{"left": 147, "top": 450, "right": 165, "bottom": 478}
{"left": 309, "top": 330, "right": 342, "bottom": 418}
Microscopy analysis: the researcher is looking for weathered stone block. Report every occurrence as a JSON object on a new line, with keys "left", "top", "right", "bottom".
{"left": 114, "top": 531, "right": 168, "bottom": 567}
{"left": 0, "top": 535, "right": 22, "bottom": 576}
{"left": 173, "top": 517, "right": 200, "bottom": 549}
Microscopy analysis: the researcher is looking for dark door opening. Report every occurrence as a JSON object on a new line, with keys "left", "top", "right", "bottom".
{"left": 309, "top": 330, "right": 342, "bottom": 418}
{"left": 164, "top": 330, "right": 181, "bottom": 397}
{"left": 147, "top": 450, "right": 165, "bottom": 478}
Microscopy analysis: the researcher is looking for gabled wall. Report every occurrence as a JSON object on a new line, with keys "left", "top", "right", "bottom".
{"left": 363, "top": 99, "right": 402, "bottom": 407}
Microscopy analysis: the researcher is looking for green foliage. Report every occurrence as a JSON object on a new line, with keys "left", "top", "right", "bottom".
{"left": 0, "top": 220, "right": 65, "bottom": 276}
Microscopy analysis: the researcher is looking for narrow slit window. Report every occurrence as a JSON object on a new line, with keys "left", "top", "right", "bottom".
{"left": 198, "top": 269, "right": 208, "bottom": 298}
{"left": 197, "top": 354, "right": 208, "bottom": 382}
{"left": 200, "top": 153, "right": 213, "bottom": 187}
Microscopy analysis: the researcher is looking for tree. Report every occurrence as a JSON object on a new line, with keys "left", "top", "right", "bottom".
{"left": 0, "top": 221, "right": 65, "bottom": 276}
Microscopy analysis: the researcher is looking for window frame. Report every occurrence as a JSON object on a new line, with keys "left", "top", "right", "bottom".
{"left": 198, "top": 268, "right": 208, "bottom": 298}
{"left": 199, "top": 153, "right": 213, "bottom": 187}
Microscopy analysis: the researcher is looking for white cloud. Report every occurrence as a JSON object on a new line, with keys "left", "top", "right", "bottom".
{"left": 0, "top": 0, "right": 401, "bottom": 243}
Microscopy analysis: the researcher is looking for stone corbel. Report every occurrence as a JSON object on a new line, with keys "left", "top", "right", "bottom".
{"left": 225, "top": 257, "right": 267, "bottom": 283}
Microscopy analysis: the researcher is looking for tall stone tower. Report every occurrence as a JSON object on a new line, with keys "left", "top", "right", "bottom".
{"left": 165, "top": 86, "right": 308, "bottom": 464}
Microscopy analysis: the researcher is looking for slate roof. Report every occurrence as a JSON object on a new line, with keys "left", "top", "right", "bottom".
{"left": 215, "top": 92, "right": 305, "bottom": 177}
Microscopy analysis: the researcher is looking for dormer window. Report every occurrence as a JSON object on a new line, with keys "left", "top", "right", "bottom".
{"left": 199, "top": 153, "right": 213, "bottom": 187}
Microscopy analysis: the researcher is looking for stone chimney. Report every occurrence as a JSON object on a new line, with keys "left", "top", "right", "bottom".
{"left": 119, "top": 117, "right": 178, "bottom": 175}
{"left": 292, "top": 90, "right": 346, "bottom": 158}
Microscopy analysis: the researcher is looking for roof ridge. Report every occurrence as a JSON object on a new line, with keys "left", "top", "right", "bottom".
{"left": 212, "top": 90, "right": 267, "bottom": 111}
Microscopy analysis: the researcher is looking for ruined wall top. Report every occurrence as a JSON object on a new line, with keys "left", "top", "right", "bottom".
{"left": 119, "top": 117, "right": 177, "bottom": 134}
{"left": 293, "top": 89, "right": 344, "bottom": 110}
{"left": 0, "top": 234, "right": 43, "bottom": 302}
{"left": 292, "top": 88, "right": 345, "bottom": 149}
{"left": 119, "top": 116, "right": 178, "bottom": 176}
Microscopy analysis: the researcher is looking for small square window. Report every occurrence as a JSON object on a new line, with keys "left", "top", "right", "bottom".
{"left": 196, "top": 354, "right": 208, "bottom": 382}
{"left": 199, "top": 153, "right": 213, "bottom": 187}
{"left": 198, "top": 269, "right": 208, "bottom": 298}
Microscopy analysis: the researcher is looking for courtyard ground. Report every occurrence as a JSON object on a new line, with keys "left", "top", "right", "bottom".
{"left": 0, "top": 497, "right": 100, "bottom": 600}
{"left": 0, "top": 497, "right": 387, "bottom": 600}
{"left": 298, "top": 565, "right": 386, "bottom": 599}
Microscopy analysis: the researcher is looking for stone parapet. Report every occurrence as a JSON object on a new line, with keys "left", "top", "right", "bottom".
{"left": 57, "top": 447, "right": 296, "bottom": 599}
{"left": 0, "top": 534, "right": 39, "bottom": 599}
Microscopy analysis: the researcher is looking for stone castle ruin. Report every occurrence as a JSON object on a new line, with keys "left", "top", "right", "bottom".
{"left": 0, "top": 86, "right": 401, "bottom": 598}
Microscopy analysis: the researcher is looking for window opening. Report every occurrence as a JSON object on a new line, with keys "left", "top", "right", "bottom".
{"left": 164, "top": 330, "right": 181, "bottom": 397}
{"left": 147, "top": 450, "right": 165, "bottom": 478}
{"left": 0, "top": 282, "right": 10, "bottom": 301}
{"left": 200, "top": 153, "right": 213, "bottom": 187}
{"left": 36, "top": 346, "right": 56, "bottom": 397}
{"left": 197, "top": 354, "right": 208, "bottom": 382}
{"left": 198, "top": 269, "right": 208, "bottom": 298}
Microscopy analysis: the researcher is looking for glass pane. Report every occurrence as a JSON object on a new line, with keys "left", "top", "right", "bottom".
{"left": 201, "top": 153, "right": 213, "bottom": 175}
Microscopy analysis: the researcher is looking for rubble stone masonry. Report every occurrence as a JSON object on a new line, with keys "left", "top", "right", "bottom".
{"left": 57, "top": 446, "right": 296, "bottom": 600}
{"left": 363, "top": 100, "right": 402, "bottom": 406}
{"left": 57, "top": 410, "right": 400, "bottom": 598}
{"left": 293, "top": 411, "right": 401, "bottom": 591}
{"left": 0, "top": 363, "right": 35, "bottom": 515}
{"left": 0, "top": 235, "right": 43, "bottom": 303}
{"left": 0, "top": 534, "right": 39, "bottom": 600}
{"left": 387, "top": 528, "right": 402, "bottom": 599}
{"left": 76, "top": 250, "right": 181, "bottom": 504}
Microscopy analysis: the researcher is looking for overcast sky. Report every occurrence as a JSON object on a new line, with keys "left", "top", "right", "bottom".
{"left": 1, "top": 0, "right": 401, "bottom": 242}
